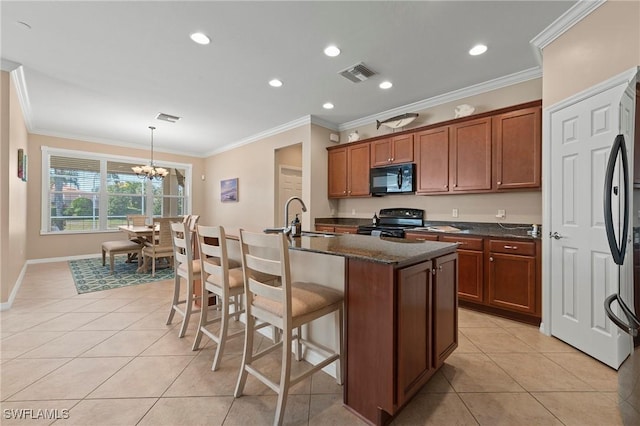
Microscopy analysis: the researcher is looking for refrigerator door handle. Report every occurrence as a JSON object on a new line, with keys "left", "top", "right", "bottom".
{"left": 603, "top": 134, "right": 629, "bottom": 266}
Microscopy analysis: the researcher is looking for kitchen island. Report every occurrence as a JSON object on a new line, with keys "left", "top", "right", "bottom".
{"left": 286, "top": 233, "right": 458, "bottom": 425}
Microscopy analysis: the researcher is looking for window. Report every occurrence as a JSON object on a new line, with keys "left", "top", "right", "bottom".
{"left": 42, "top": 147, "right": 191, "bottom": 234}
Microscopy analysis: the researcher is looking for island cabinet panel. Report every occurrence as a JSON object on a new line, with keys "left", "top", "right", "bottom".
{"left": 397, "top": 260, "right": 433, "bottom": 406}
{"left": 487, "top": 240, "right": 537, "bottom": 314}
{"left": 493, "top": 105, "right": 541, "bottom": 190}
{"left": 371, "top": 134, "right": 414, "bottom": 167}
{"left": 404, "top": 231, "right": 439, "bottom": 241}
{"left": 345, "top": 252, "right": 458, "bottom": 426}
{"left": 433, "top": 253, "right": 458, "bottom": 367}
{"left": 314, "top": 225, "right": 357, "bottom": 234}
{"left": 327, "top": 143, "right": 370, "bottom": 198}
{"left": 415, "top": 127, "right": 450, "bottom": 194}
{"left": 450, "top": 117, "right": 492, "bottom": 192}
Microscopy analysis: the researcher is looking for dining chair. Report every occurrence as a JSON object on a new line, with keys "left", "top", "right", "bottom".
{"left": 191, "top": 225, "right": 247, "bottom": 370}
{"left": 234, "top": 230, "right": 344, "bottom": 426}
{"left": 141, "top": 217, "right": 180, "bottom": 277}
{"left": 167, "top": 221, "right": 202, "bottom": 338}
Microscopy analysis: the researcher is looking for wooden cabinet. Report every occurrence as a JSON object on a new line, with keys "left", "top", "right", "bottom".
{"left": 405, "top": 232, "right": 439, "bottom": 241}
{"left": 415, "top": 127, "right": 450, "bottom": 194}
{"left": 314, "top": 225, "right": 357, "bottom": 234}
{"left": 487, "top": 239, "right": 537, "bottom": 314}
{"left": 328, "top": 143, "right": 370, "bottom": 198}
{"left": 371, "top": 134, "right": 414, "bottom": 167}
{"left": 440, "top": 235, "right": 484, "bottom": 303}
{"left": 397, "top": 260, "right": 433, "bottom": 405}
{"left": 345, "top": 252, "right": 458, "bottom": 425}
{"left": 433, "top": 253, "right": 458, "bottom": 367}
{"left": 493, "top": 106, "right": 541, "bottom": 190}
{"left": 450, "top": 117, "right": 492, "bottom": 192}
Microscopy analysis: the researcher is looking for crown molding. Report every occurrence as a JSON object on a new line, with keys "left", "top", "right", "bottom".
{"left": 9, "top": 66, "right": 34, "bottom": 132}
{"left": 530, "top": 0, "right": 606, "bottom": 51}
{"left": 204, "top": 115, "right": 315, "bottom": 156}
{"left": 1, "top": 58, "right": 21, "bottom": 72}
{"left": 310, "top": 115, "right": 339, "bottom": 131}
{"left": 339, "top": 67, "right": 542, "bottom": 131}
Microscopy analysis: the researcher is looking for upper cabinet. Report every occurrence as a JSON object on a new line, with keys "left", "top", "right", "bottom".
{"left": 415, "top": 127, "right": 450, "bottom": 194}
{"left": 371, "top": 134, "right": 414, "bottom": 167}
{"left": 450, "top": 117, "right": 492, "bottom": 192}
{"left": 328, "top": 143, "right": 370, "bottom": 198}
{"left": 327, "top": 100, "right": 542, "bottom": 198}
{"left": 492, "top": 105, "right": 542, "bottom": 190}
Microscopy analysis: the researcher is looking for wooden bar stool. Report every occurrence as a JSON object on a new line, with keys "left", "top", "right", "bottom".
{"left": 234, "top": 230, "right": 344, "bottom": 426}
{"left": 167, "top": 221, "right": 202, "bottom": 338}
{"left": 191, "top": 225, "right": 246, "bottom": 370}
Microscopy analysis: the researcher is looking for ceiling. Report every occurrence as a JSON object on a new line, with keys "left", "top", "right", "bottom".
{"left": 1, "top": 1, "right": 576, "bottom": 157}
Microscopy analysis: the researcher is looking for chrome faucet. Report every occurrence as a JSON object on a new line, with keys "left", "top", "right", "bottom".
{"left": 284, "top": 196, "right": 307, "bottom": 232}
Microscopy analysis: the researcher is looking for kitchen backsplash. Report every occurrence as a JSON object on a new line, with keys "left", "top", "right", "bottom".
{"left": 333, "top": 190, "right": 542, "bottom": 225}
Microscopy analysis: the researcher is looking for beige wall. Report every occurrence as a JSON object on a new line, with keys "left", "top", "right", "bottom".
{"left": 543, "top": 0, "right": 640, "bottom": 106}
{"left": 26, "top": 134, "right": 206, "bottom": 260}
{"left": 203, "top": 125, "right": 309, "bottom": 231}
{"left": 1, "top": 71, "right": 29, "bottom": 303}
{"left": 337, "top": 79, "right": 544, "bottom": 224}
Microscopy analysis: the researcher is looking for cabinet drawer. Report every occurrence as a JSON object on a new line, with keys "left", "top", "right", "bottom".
{"left": 489, "top": 240, "right": 535, "bottom": 256}
{"left": 405, "top": 232, "right": 439, "bottom": 241}
{"left": 440, "top": 235, "right": 483, "bottom": 251}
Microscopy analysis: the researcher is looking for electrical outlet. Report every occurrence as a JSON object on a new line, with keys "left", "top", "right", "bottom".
{"left": 452, "top": 208, "right": 459, "bottom": 218}
{"left": 351, "top": 209, "right": 356, "bottom": 216}
{"left": 496, "top": 209, "right": 506, "bottom": 219}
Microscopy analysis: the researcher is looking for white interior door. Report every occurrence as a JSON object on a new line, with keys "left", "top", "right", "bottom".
{"left": 548, "top": 76, "right": 635, "bottom": 369}
{"left": 278, "top": 166, "right": 302, "bottom": 227}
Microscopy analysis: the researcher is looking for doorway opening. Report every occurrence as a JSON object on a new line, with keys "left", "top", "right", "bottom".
{"left": 275, "top": 144, "right": 303, "bottom": 228}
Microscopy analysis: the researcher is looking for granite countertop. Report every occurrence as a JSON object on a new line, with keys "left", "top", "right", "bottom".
{"left": 288, "top": 233, "right": 457, "bottom": 266}
{"left": 314, "top": 218, "right": 541, "bottom": 240}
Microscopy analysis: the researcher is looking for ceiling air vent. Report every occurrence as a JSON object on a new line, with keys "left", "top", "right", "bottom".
{"left": 156, "top": 112, "right": 181, "bottom": 123}
{"left": 339, "top": 62, "right": 376, "bottom": 83}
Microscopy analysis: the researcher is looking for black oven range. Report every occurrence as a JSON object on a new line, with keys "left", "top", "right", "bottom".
{"left": 356, "top": 208, "right": 424, "bottom": 238}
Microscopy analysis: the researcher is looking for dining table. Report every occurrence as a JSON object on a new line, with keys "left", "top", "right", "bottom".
{"left": 118, "top": 224, "right": 158, "bottom": 272}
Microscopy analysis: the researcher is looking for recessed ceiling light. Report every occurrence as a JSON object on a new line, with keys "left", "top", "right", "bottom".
{"left": 379, "top": 81, "right": 393, "bottom": 89}
{"left": 269, "top": 79, "right": 283, "bottom": 88}
{"left": 190, "top": 32, "right": 210, "bottom": 45}
{"left": 469, "top": 44, "right": 487, "bottom": 56}
{"left": 324, "top": 45, "right": 341, "bottom": 57}
{"left": 323, "top": 102, "right": 334, "bottom": 110}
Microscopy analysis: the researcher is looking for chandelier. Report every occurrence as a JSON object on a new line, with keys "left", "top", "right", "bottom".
{"left": 132, "top": 126, "right": 169, "bottom": 180}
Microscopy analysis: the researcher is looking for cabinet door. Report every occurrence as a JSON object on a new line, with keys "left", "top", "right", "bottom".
{"left": 488, "top": 252, "right": 536, "bottom": 314}
{"left": 391, "top": 134, "right": 414, "bottom": 164}
{"left": 397, "top": 260, "right": 433, "bottom": 405}
{"left": 370, "top": 138, "right": 392, "bottom": 167}
{"left": 456, "top": 249, "right": 484, "bottom": 303}
{"left": 433, "top": 253, "right": 458, "bottom": 367}
{"left": 348, "top": 144, "right": 371, "bottom": 196}
{"left": 450, "top": 117, "right": 492, "bottom": 192}
{"left": 415, "top": 127, "right": 450, "bottom": 193}
{"left": 328, "top": 148, "right": 348, "bottom": 198}
{"left": 493, "top": 106, "right": 541, "bottom": 189}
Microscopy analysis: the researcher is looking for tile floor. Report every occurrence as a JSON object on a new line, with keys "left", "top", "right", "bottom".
{"left": 1, "top": 262, "right": 638, "bottom": 425}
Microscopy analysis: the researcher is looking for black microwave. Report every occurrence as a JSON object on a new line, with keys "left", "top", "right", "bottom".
{"left": 370, "top": 163, "right": 416, "bottom": 195}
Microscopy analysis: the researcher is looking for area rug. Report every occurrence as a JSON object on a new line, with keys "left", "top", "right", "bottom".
{"left": 69, "top": 257, "right": 174, "bottom": 294}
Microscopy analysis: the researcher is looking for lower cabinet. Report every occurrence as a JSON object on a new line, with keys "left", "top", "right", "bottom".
{"left": 315, "top": 225, "right": 357, "bottom": 234}
{"left": 405, "top": 232, "right": 541, "bottom": 323}
{"left": 487, "top": 239, "right": 537, "bottom": 314}
{"left": 345, "top": 252, "right": 458, "bottom": 425}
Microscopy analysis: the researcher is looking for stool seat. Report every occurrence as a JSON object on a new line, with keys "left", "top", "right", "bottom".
{"left": 101, "top": 240, "right": 143, "bottom": 274}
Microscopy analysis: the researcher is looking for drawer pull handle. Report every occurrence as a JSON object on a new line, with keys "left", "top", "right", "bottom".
{"left": 504, "top": 245, "right": 518, "bottom": 250}
{"left": 416, "top": 238, "right": 426, "bottom": 241}
{"left": 490, "top": 257, "right": 494, "bottom": 262}
{"left": 455, "top": 241, "right": 466, "bottom": 245}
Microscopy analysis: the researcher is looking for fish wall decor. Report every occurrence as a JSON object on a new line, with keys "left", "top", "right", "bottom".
{"left": 376, "top": 113, "right": 418, "bottom": 130}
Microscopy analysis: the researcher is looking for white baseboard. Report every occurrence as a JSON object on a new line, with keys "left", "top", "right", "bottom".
{"left": 0, "top": 253, "right": 102, "bottom": 311}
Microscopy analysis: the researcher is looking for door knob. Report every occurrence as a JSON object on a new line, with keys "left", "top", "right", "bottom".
{"left": 550, "top": 232, "right": 565, "bottom": 240}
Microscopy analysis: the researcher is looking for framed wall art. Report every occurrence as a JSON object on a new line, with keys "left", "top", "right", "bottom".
{"left": 17, "top": 149, "right": 27, "bottom": 181}
{"left": 220, "top": 178, "right": 238, "bottom": 202}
